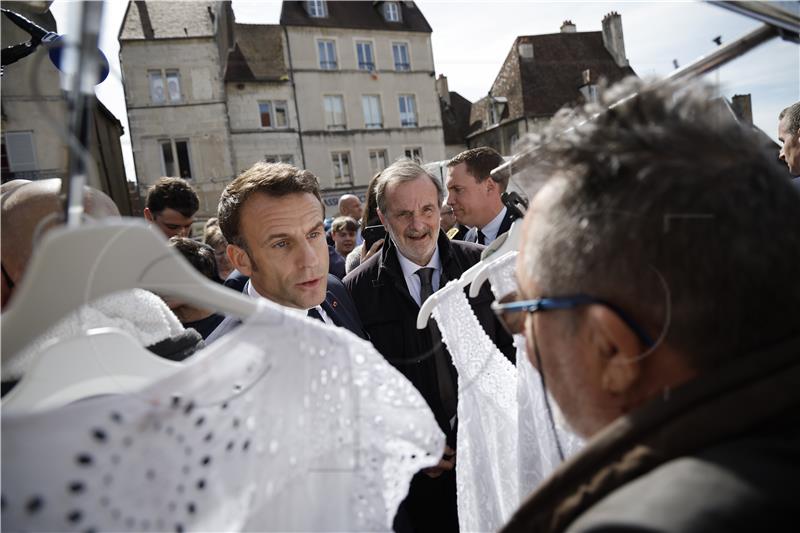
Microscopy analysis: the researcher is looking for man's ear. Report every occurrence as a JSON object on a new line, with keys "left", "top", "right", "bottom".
{"left": 584, "top": 304, "right": 643, "bottom": 395}
{"left": 227, "top": 243, "right": 253, "bottom": 277}
{"left": 377, "top": 208, "right": 387, "bottom": 227}
{"left": 143, "top": 207, "right": 154, "bottom": 222}
{"left": 485, "top": 177, "right": 497, "bottom": 195}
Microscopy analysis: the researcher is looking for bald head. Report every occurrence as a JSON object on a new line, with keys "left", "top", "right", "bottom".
{"left": 1, "top": 179, "right": 119, "bottom": 309}
{"left": 338, "top": 194, "right": 363, "bottom": 220}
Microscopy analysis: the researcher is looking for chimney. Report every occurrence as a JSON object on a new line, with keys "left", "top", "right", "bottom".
{"left": 436, "top": 74, "right": 451, "bottom": 106}
{"left": 731, "top": 94, "right": 753, "bottom": 125}
{"left": 560, "top": 20, "right": 576, "bottom": 33}
{"left": 602, "top": 12, "right": 629, "bottom": 67}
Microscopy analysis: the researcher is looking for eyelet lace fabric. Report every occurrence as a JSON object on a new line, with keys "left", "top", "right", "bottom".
{"left": 2, "top": 300, "right": 444, "bottom": 532}
{"left": 431, "top": 252, "right": 582, "bottom": 532}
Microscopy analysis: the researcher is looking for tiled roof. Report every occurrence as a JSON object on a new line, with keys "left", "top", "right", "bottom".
{"left": 225, "top": 24, "right": 287, "bottom": 82}
{"left": 515, "top": 31, "right": 635, "bottom": 117}
{"left": 280, "top": 1, "right": 432, "bottom": 33}
{"left": 440, "top": 91, "right": 472, "bottom": 145}
{"left": 119, "top": 1, "right": 217, "bottom": 41}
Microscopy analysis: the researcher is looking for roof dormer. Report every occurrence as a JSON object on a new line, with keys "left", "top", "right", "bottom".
{"left": 305, "top": 0, "right": 327, "bottom": 18}
{"left": 382, "top": 1, "right": 402, "bottom": 23}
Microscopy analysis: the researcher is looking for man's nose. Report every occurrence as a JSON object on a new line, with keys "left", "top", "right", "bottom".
{"left": 779, "top": 148, "right": 786, "bottom": 161}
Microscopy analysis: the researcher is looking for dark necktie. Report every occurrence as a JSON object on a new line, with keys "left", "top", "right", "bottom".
{"left": 416, "top": 267, "right": 458, "bottom": 422}
{"left": 477, "top": 229, "right": 486, "bottom": 245}
{"left": 307, "top": 307, "right": 323, "bottom": 321}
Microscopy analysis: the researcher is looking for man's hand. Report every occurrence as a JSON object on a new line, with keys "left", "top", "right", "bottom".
{"left": 422, "top": 445, "right": 456, "bottom": 478}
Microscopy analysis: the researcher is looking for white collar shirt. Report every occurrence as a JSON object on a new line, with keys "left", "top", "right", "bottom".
{"left": 479, "top": 206, "right": 507, "bottom": 246}
{"left": 246, "top": 279, "right": 332, "bottom": 324}
{"left": 395, "top": 242, "right": 442, "bottom": 307}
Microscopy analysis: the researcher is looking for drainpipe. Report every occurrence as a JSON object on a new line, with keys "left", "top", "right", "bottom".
{"left": 283, "top": 25, "right": 306, "bottom": 168}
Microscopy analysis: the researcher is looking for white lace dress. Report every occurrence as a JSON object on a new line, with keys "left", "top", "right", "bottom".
{"left": 431, "top": 252, "right": 583, "bottom": 532}
{"left": 1, "top": 300, "right": 444, "bottom": 532}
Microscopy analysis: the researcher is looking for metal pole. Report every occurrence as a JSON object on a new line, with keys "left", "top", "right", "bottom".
{"left": 61, "top": 1, "right": 104, "bottom": 227}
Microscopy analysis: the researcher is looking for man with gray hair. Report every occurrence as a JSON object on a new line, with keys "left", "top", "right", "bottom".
{"left": 498, "top": 79, "right": 800, "bottom": 532}
{"left": 344, "top": 159, "right": 514, "bottom": 533}
{"left": 778, "top": 101, "right": 800, "bottom": 177}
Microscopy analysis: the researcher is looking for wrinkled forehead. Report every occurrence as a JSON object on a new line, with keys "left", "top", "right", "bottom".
{"left": 518, "top": 178, "right": 567, "bottom": 283}
{"left": 779, "top": 116, "right": 796, "bottom": 136}
{"left": 385, "top": 175, "right": 438, "bottom": 209}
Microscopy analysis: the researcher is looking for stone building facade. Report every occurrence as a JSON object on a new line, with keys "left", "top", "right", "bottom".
{"left": 1, "top": 1, "right": 131, "bottom": 215}
{"left": 465, "top": 14, "right": 636, "bottom": 156}
{"left": 119, "top": 0, "right": 445, "bottom": 218}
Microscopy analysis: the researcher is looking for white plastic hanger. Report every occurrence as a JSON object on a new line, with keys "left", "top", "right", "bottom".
{"left": 1, "top": 218, "right": 259, "bottom": 364}
{"left": 416, "top": 220, "right": 525, "bottom": 329}
{"left": 2, "top": 327, "right": 184, "bottom": 414}
{"left": 469, "top": 220, "right": 523, "bottom": 298}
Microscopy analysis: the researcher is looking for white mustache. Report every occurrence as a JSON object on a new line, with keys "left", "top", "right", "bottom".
{"left": 405, "top": 229, "right": 431, "bottom": 239}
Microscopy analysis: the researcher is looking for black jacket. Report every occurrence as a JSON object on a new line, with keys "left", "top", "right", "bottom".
{"left": 464, "top": 207, "right": 519, "bottom": 244}
{"left": 343, "top": 232, "right": 515, "bottom": 435}
{"left": 207, "top": 274, "right": 367, "bottom": 344}
{"left": 344, "top": 231, "right": 514, "bottom": 533}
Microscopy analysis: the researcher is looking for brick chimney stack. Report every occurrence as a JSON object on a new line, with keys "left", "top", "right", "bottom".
{"left": 436, "top": 74, "right": 451, "bottom": 106}
{"left": 602, "top": 12, "right": 629, "bottom": 68}
{"left": 560, "top": 20, "right": 576, "bottom": 33}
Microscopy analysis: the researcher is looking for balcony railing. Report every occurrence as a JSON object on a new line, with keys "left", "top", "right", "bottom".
{"left": 394, "top": 62, "right": 411, "bottom": 71}
{"left": 320, "top": 61, "right": 338, "bottom": 70}
{"left": 358, "top": 62, "right": 375, "bottom": 71}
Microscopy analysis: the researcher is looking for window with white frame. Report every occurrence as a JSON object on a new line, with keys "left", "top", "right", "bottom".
{"left": 356, "top": 41, "right": 375, "bottom": 71}
{"left": 318, "top": 40, "right": 338, "bottom": 70}
{"left": 4, "top": 131, "right": 38, "bottom": 172}
{"left": 398, "top": 94, "right": 417, "bottom": 127}
{"left": 392, "top": 42, "right": 410, "bottom": 71}
{"left": 324, "top": 95, "right": 346, "bottom": 129}
{"left": 160, "top": 139, "right": 193, "bottom": 179}
{"left": 383, "top": 1, "right": 401, "bottom": 22}
{"left": 149, "top": 69, "right": 181, "bottom": 103}
{"left": 265, "top": 154, "right": 295, "bottom": 164}
{"left": 362, "top": 95, "right": 383, "bottom": 129}
{"left": 259, "top": 100, "right": 289, "bottom": 128}
{"left": 369, "top": 149, "right": 388, "bottom": 173}
{"left": 306, "top": 0, "right": 327, "bottom": 18}
{"left": 405, "top": 147, "right": 423, "bottom": 163}
{"left": 331, "top": 152, "right": 352, "bottom": 186}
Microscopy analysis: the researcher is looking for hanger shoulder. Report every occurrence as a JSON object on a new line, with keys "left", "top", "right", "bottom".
{"left": 2, "top": 327, "right": 183, "bottom": 414}
{"left": 2, "top": 219, "right": 257, "bottom": 363}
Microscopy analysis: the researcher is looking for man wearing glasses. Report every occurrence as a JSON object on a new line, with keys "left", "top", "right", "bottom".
{"left": 499, "top": 79, "right": 800, "bottom": 531}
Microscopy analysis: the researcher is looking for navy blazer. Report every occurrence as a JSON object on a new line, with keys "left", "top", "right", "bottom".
{"left": 207, "top": 274, "right": 368, "bottom": 344}
{"left": 464, "top": 207, "right": 519, "bottom": 245}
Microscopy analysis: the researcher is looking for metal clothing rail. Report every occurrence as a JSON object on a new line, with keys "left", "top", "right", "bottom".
{"left": 491, "top": 1, "right": 800, "bottom": 183}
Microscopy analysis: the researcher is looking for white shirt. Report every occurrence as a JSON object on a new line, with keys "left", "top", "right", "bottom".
{"left": 395, "top": 243, "right": 442, "bottom": 307}
{"left": 478, "top": 206, "right": 507, "bottom": 246}
{"left": 246, "top": 279, "right": 332, "bottom": 325}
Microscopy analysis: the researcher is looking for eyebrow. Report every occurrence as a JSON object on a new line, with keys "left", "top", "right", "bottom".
{"left": 265, "top": 220, "right": 324, "bottom": 242}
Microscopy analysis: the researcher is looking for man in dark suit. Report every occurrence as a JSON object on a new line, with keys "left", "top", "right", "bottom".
{"left": 344, "top": 159, "right": 514, "bottom": 532}
{"left": 207, "top": 162, "right": 367, "bottom": 343}
{"left": 446, "top": 147, "right": 518, "bottom": 246}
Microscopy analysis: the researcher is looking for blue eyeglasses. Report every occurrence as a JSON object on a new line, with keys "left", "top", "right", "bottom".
{"left": 491, "top": 292, "right": 654, "bottom": 347}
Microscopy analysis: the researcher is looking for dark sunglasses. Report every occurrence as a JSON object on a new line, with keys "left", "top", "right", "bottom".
{"left": 491, "top": 291, "right": 654, "bottom": 347}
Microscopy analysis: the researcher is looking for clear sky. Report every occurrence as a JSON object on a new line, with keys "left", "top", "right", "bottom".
{"left": 51, "top": 0, "right": 800, "bottom": 183}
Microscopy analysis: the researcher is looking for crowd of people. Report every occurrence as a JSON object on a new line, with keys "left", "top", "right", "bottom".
{"left": 2, "top": 80, "right": 799, "bottom": 531}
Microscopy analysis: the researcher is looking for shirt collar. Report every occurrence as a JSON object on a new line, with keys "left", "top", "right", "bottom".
{"left": 480, "top": 206, "right": 507, "bottom": 242}
{"left": 395, "top": 241, "right": 441, "bottom": 279}
{"left": 245, "top": 279, "right": 325, "bottom": 318}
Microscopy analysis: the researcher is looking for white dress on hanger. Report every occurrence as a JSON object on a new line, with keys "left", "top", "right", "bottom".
{"left": 430, "top": 252, "right": 582, "bottom": 532}
{"left": 2, "top": 299, "right": 444, "bottom": 532}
